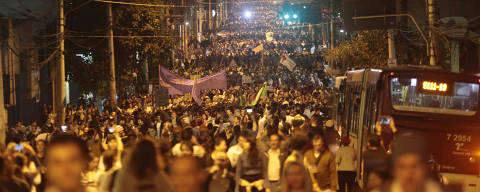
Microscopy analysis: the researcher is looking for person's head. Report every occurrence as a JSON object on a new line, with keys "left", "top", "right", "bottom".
{"left": 234, "top": 116, "right": 242, "bottom": 125}
{"left": 312, "top": 134, "right": 324, "bottom": 152}
{"left": 88, "top": 155, "right": 99, "bottom": 171}
{"left": 289, "top": 132, "right": 308, "bottom": 151}
{"left": 269, "top": 134, "right": 280, "bottom": 150}
{"left": 36, "top": 139, "right": 46, "bottom": 153}
{"left": 170, "top": 156, "right": 207, "bottom": 192}
{"left": 181, "top": 128, "right": 193, "bottom": 142}
{"left": 214, "top": 137, "right": 227, "bottom": 152}
{"left": 45, "top": 134, "right": 89, "bottom": 192}
{"left": 128, "top": 139, "right": 162, "bottom": 179}
{"left": 106, "top": 135, "right": 118, "bottom": 150}
{"left": 391, "top": 133, "right": 429, "bottom": 192}
{"left": 341, "top": 136, "right": 351, "bottom": 146}
{"left": 198, "top": 125, "right": 209, "bottom": 140}
{"left": 282, "top": 161, "right": 312, "bottom": 191}
{"left": 237, "top": 131, "right": 248, "bottom": 148}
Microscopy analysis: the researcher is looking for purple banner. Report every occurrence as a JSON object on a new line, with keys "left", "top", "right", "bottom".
{"left": 159, "top": 66, "right": 227, "bottom": 103}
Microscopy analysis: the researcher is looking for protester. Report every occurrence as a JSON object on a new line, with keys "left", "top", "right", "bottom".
{"left": 44, "top": 134, "right": 89, "bottom": 192}
{"left": 335, "top": 137, "right": 356, "bottom": 192}
{"left": 304, "top": 134, "right": 338, "bottom": 192}
{"left": 235, "top": 135, "right": 266, "bottom": 192}
{"left": 112, "top": 139, "right": 171, "bottom": 192}
{"left": 364, "top": 136, "right": 390, "bottom": 191}
{"left": 170, "top": 156, "right": 208, "bottom": 192}
{"left": 374, "top": 133, "right": 442, "bottom": 192}
{"left": 281, "top": 161, "right": 313, "bottom": 192}
{"left": 263, "top": 134, "right": 286, "bottom": 192}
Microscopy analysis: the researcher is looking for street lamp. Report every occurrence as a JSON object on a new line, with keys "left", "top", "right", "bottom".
{"left": 293, "top": 14, "right": 298, "bottom": 19}
{"left": 284, "top": 14, "right": 290, "bottom": 19}
{"left": 244, "top": 11, "right": 252, "bottom": 18}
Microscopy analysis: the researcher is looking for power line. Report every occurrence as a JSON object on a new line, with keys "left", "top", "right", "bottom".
{"left": 33, "top": 49, "right": 59, "bottom": 69}
{"left": 66, "top": 35, "right": 178, "bottom": 38}
{"left": 35, "top": 32, "right": 61, "bottom": 38}
{"left": 66, "top": 38, "right": 107, "bottom": 50}
{"left": 65, "top": 26, "right": 110, "bottom": 34}
{"left": 93, "top": 0, "right": 194, "bottom": 8}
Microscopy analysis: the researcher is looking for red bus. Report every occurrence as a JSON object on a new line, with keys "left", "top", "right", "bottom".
{"left": 335, "top": 67, "right": 480, "bottom": 191}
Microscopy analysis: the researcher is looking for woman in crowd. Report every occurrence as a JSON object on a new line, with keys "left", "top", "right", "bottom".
{"left": 113, "top": 139, "right": 172, "bottom": 192}
{"left": 208, "top": 137, "right": 234, "bottom": 192}
{"left": 235, "top": 135, "right": 266, "bottom": 192}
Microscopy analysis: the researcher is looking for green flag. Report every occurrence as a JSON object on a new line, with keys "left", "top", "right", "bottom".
{"left": 239, "top": 91, "right": 247, "bottom": 108}
{"left": 250, "top": 82, "right": 267, "bottom": 106}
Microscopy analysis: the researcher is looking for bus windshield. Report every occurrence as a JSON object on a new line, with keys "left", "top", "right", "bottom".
{"left": 390, "top": 77, "right": 479, "bottom": 116}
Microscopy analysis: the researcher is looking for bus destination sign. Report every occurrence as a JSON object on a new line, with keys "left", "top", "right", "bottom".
{"left": 418, "top": 80, "right": 453, "bottom": 95}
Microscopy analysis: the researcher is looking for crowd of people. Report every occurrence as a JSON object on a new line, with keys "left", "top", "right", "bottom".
{"left": 0, "top": 2, "right": 447, "bottom": 192}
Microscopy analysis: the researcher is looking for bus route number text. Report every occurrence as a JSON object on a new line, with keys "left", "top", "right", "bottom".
{"left": 446, "top": 134, "right": 472, "bottom": 143}
{"left": 446, "top": 133, "right": 472, "bottom": 152}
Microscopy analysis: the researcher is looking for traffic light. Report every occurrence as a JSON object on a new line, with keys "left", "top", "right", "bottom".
{"left": 321, "top": 8, "right": 328, "bottom": 19}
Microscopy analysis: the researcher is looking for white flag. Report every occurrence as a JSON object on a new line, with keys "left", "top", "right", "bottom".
{"left": 265, "top": 32, "right": 274, "bottom": 42}
{"left": 280, "top": 55, "right": 296, "bottom": 71}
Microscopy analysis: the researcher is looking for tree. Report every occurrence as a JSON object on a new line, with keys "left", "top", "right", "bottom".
{"left": 323, "top": 30, "right": 388, "bottom": 70}
{"left": 113, "top": 1, "right": 175, "bottom": 93}
{"left": 64, "top": 1, "right": 111, "bottom": 99}
{"left": 64, "top": 0, "right": 174, "bottom": 98}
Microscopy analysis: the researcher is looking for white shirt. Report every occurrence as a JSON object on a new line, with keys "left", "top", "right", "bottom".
{"left": 172, "top": 143, "right": 206, "bottom": 158}
{"left": 227, "top": 144, "right": 243, "bottom": 167}
{"left": 335, "top": 145, "right": 356, "bottom": 171}
{"left": 256, "top": 116, "right": 267, "bottom": 139}
{"left": 267, "top": 149, "right": 281, "bottom": 181}
{"left": 285, "top": 115, "right": 294, "bottom": 125}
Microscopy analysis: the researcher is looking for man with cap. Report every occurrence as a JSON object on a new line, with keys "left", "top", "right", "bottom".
{"left": 375, "top": 133, "right": 443, "bottom": 192}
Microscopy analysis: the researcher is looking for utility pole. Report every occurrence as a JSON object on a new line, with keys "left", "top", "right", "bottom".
{"left": 0, "top": 40, "right": 6, "bottom": 146}
{"left": 209, "top": 0, "right": 213, "bottom": 31}
{"left": 387, "top": 29, "right": 397, "bottom": 67}
{"left": 108, "top": 3, "right": 117, "bottom": 104}
{"left": 56, "top": 0, "right": 66, "bottom": 125}
{"left": 330, "top": 0, "right": 334, "bottom": 48}
{"left": 171, "top": 24, "right": 175, "bottom": 67}
{"left": 322, "top": 23, "right": 325, "bottom": 46}
{"left": 427, "top": 0, "right": 436, "bottom": 66}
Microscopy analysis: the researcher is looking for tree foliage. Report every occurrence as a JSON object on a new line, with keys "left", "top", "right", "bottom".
{"left": 65, "top": 0, "right": 174, "bottom": 98}
{"left": 113, "top": 1, "right": 175, "bottom": 68}
{"left": 323, "top": 30, "right": 388, "bottom": 69}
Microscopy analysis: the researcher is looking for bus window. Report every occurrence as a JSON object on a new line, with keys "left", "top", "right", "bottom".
{"left": 345, "top": 82, "right": 362, "bottom": 135}
{"left": 364, "top": 84, "right": 378, "bottom": 134}
{"left": 390, "top": 77, "right": 479, "bottom": 116}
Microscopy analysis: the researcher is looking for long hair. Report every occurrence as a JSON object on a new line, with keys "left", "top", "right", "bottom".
{"left": 246, "top": 136, "right": 259, "bottom": 166}
{"left": 281, "top": 161, "right": 313, "bottom": 192}
{"left": 128, "top": 139, "right": 159, "bottom": 179}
